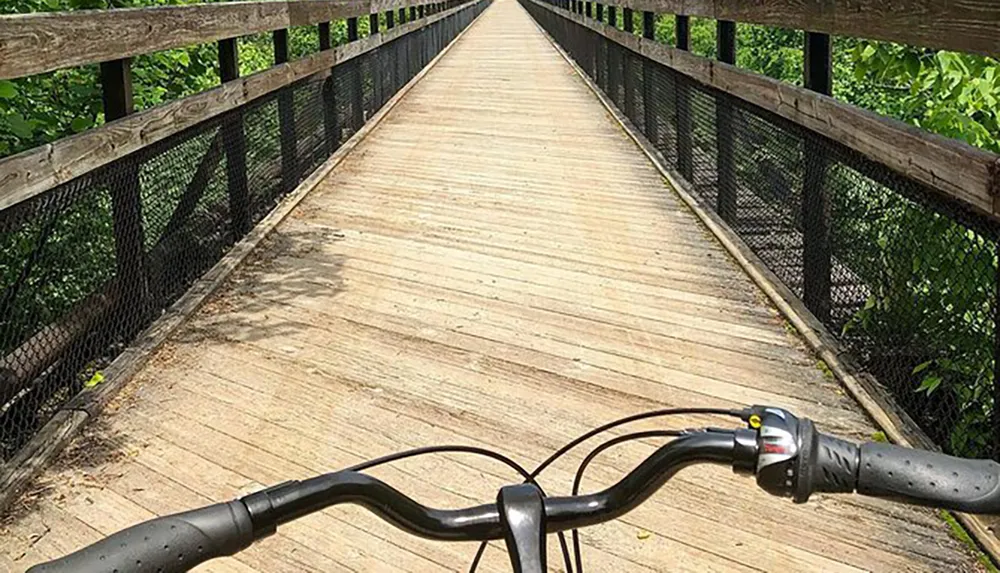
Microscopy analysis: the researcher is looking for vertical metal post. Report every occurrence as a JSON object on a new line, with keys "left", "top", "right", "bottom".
{"left": 318, "top": 24, "right": 338, "bottom": 154}
{"left": 717, "top": 21, "right": 736, "bottom": 63}
{"left": 642, "top": 12, "right": 655, "bottom": 39}
{"left": 218, "top": 39, "right": 250, "bottom": 236}
{"left": 802, "top": 31, "right": 833, "bottom": 322}
{"left": 370, "top": 13, "right": 382, "bottom": 109}
{"left": 273, "top": 29, "right": 289, "bottom": 61}
{"left": 318, "top": 22, "right": 331, "bottom": 50}
{"left": 995, "top": 260, "right": 1000, "bottom": 459}
{"left": 675, "top": 15, "right": 689, "bottom": 49}
{"left": 101, "top": 57, "right": 149, "bottom": 320}
{"left": 715, "top": 20, "right": 737, "bottom": 223}
{"left": 273, "top": 30, "right": 298, "bottom": 192}
{"left": 642, "top": 11, "right": 656, "bottom": 145}
{"left": 623, "top": 8, "right": 635, "bottom": 119}
{"left": 347, "top": 18, "right": 363, "bottom": 130}
{"left": 675, "top": 15, "right": 692, "bottom": 180}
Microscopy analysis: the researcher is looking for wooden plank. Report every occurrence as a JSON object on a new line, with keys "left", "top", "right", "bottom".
{"left": 0, "top": 0, "right": 482, "bottom": 213}
{"left": 612, "top": 0, "right": 1000, "bottom": 59}
{"left": 0, "top": 0, "right": 468, "bottom": 80}
{"left": 527, "top": 0, "right": 1000, "bottom": 222}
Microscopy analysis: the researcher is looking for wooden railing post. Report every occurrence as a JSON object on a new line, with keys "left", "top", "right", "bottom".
{"left": 218, "top": 38, "right": 251, "bottom": 236}
{"left": 675, "top": 15, "right": 693, "bottom": 181}
{"left": 100, "top": 57, "right": 150, "bottom": 321}
{"left": 273, "top": 29, "right": 298, "bottom": 192}
{"left": 802, "top": 31, "right": 833, "bottom": 321}
{"left": 642, "top": 11, "right": 656, "bottom": 145}
{"left": 716, "top": 20, "right": 737, "bottom": 223}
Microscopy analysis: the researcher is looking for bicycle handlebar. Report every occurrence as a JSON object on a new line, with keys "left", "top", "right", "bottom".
{"left": 26, "top": 501, "right": 254, "bottom": 573}
{"left": 26, "top": 406, "right": 1000, "bottom": 573}
{"left": 751, "top": 407, "right": 1000, "bottom": 513}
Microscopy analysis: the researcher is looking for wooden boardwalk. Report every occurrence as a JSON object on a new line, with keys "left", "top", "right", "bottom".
{"left": 0, "top": 0, "right": 979, "bottom": 571}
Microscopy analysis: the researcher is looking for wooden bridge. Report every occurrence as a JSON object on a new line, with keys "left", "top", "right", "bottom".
{"left": 1, "top": 0, "right": 999, "bottom": 570}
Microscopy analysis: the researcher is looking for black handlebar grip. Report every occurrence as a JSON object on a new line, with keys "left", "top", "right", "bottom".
{"left": 792, "top": 424, "right": 859, "bottom": 502}
{"left": 26, "top": 501, "right": 254, "bottom": 573}
{"left": 858, "top": 443, "right": 1000, "bottom": 514}
{"left": 804, "top": 432, "right": 859, "bottom": 496}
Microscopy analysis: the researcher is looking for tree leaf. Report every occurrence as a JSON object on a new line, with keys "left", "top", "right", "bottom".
{"left": 70, "top": 116, "right": 93, "bottom": 133}
{"left": 904, "top": 53, "right": 921, "bottom": 79}
{"left": 915, "top": 375, "right": 943, "bottom": 395}
{"left": 0, "top": 81, "right": 17, "bottom": 99}
{"left": 912, "top": 360, "right": 933, "bottom": 375}
{"left": 7, "top": 112, "right": 33, "bottom": 138}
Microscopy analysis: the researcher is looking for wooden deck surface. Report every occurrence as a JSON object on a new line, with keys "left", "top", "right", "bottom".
{"left": 0, "top": 0, "right": 980, "bottom": 571}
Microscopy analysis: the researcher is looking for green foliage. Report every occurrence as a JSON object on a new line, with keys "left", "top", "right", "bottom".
{"left": 849, "top": 42, "right": 1000, "bottom": 153}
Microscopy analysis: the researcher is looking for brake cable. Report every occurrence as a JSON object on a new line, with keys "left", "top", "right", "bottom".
{"left": 468, "top": 407, "right": 744, "bottom": 572}
{"left": 342, "top": 444, "right": 576, "bottom": 573}
{"left": 569, "top": 429, "right": 688, "bottom": 573}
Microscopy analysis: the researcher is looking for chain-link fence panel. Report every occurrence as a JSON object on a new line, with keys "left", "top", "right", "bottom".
{"left": 523, "top": 0, "right": 1000, "bottom": 460}
{"left": 0, "top": 1, "right": 489, "bottom": 462}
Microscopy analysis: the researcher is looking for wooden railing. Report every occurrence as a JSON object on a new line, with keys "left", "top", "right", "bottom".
{"left": 0, "top": 0, "right": 467, "bottom": 211}
{"left": 552, "top": 0, "right": 1000, "bottom": 222}
{"left": 612, "top": 0, "right": 1000, "bottom": 59}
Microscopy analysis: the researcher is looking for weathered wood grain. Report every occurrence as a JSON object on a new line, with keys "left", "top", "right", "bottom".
{"left": 0, "top": 0, "right": 451, "bottom": 80}
{"left": 532, "top": 0, "right": 1000, "bottom": 221}
{"left": 612, "top": 0, "right": 1000, "bottom": 58}
{"left": 0, "top": 0, "right": 481, "bottom": 213}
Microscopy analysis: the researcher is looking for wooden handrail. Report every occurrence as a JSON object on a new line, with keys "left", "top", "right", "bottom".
{"left": 0, "top": 0, "right": 437, "bottom": 80}
{"left": 612, "top": 0, "right": 1000, "bottom": 59}
{"left": 0, "top": 0, "right": 480, "bottom": 212}
{"left": 530, "top": 0, "right": 1000, "bottom": 222}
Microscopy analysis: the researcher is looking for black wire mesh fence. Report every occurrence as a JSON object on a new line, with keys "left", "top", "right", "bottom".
{"left": 523, "top": 0, "right": 1000, "bottom": 460}
{"left": 0, "top": 1, "right": 488, "bottom": 462}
